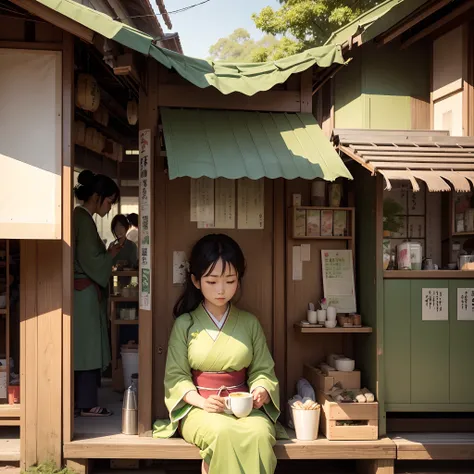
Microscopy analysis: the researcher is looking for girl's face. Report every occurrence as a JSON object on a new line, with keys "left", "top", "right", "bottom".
{"left": 114, "top": 221, "right": 127, "bottom": 239}
{"left": 192, "top": 258, "right": 238, "bottom": 310}
{"left": 96, "top": 194, "right": 116, "bottom": 217}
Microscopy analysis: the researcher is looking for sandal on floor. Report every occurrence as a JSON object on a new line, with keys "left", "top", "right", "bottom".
{"left": 80, "top": 407, "right": 113, "bottom": 417}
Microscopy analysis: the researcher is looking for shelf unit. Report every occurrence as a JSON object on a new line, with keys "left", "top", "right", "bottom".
{"left": 288, "top": 206, "right": 355, "bottom": 253}
{"left": 109, "top": 270, "right": 139, "bottom": 391}
{"left": 294, "top": 323, "right": 373, "bottom": 334}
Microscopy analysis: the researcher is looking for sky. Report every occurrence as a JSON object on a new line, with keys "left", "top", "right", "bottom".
{"left": 154, "top": 0, "right": 280, "bottom": 59}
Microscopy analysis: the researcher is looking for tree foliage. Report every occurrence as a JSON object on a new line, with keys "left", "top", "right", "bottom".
{"left": 208, "top": 28, "right": 299, "bottom": 62}
{"left": 252, "top": 0, "right": 380, "bottom": 54}
{"left": 209, "top": 1, "right": 379, "bottom": 62}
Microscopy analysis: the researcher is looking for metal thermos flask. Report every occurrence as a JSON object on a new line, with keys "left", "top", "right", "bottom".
{"left": 122, "top": 386, "right": 138, "bottom": 435}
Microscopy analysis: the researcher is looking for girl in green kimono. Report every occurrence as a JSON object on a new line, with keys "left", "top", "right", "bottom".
{"left": 155, "top": 234, "right": 280, "bottom": 474}
{"left": 73, "top": 170, "right": 121, "bottom": 417}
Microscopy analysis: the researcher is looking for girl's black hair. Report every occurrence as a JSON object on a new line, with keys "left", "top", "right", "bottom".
{"left": 111, "top": 214, "right": 131, "bottom": 239}
{"left": 74, "top": 169, "right": 120, "bottom": 204}
{"left": 173, "top": 234, "right": 246, "bottom": 318}
{"left": 127, "top": 213, "right": 139, "bottom": 228}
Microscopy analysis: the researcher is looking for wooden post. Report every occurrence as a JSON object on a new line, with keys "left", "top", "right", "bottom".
{"left": 272, "top": 179, "right": 286, "bottom": 411}
{"left": 20, "top": 241, "right": 38, "bottom": 470}
{"left": 356, "top": 459, "right": 394, "bottom": 474}
{"left": 62, "top": 31, "right": 74, "bottom": 447}
{"left": 138, "top": 59, "right": 159, "bottom": 434}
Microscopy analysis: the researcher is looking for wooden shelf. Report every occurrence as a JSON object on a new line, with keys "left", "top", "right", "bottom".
{"left": 292, "top": 235, "right": 352, "bottom": 240}
{"left": 384, "top": 270, "right": 474, "bottom": 279}
{"left": 114, "top": 319, "right": 139, "bottom": 325}
{"left": 294, "top": 323, "right": 372, "bottom": 334}
{"left": 452, "top": 232, "right": 474, "bottom": 237}
{"left": 292, "top": 206, "right": 354, "bottom": 211}
{"left": 112, "top": 271, "right": 138, "bottom": 277}
{"left": 0, "top": 404, "right": 20, "bottom": 418}
{"left": 110, "top": 296, "right": 138, "bottom": 302}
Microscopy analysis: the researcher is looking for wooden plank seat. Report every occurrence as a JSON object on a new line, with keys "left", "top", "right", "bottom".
{"left": 391, "top": 432, "right": 474, "bottom": 460}
{"left": 64, "top": 431, "right": 396, "bottom": 460}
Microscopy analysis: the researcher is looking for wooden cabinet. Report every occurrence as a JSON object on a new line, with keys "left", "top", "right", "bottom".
{"left": 384, "top": 279, "right": 474, "bottom": 410}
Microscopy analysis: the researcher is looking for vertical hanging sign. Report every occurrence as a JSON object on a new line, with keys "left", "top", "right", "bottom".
{"left": 139, "top": 129, "right": 152, "bottom": 310}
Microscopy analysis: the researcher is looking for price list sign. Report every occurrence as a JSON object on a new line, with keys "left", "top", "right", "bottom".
{"left": 457, "top": 288, "right": 474, "bottom": 321}
{"left": 422, "top": 288, "right": 448, "bottom": 321}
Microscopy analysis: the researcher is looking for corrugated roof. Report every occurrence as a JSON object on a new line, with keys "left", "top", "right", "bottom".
{"left": 162, "top": 109, "right": 353, "bottom": 181}
{"left": 333, "top": 129, "right": 474, "bottom": 192}
{"left": 36, "top": 0, "right": 346, "bottom": 96}
{"left": 325, "top": 0, "right": 429, "bottom": 47}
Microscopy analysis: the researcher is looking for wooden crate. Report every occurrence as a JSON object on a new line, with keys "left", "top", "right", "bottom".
{"left": 317, "top": 391, "right": 378, "bottom": 441}
{"left": 304, "top": 364, "right": 361, "bottom": 392}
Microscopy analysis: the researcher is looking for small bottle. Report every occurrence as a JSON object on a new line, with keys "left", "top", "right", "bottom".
{"left": 122, "top": 386, "right": 138, "bottom": 435}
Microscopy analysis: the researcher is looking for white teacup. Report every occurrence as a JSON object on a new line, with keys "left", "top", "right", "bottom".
{"left": 225, "top": 392, "right": 253, "bottom": 418}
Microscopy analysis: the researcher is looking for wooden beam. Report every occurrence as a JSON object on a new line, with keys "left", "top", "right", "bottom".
{"left": 8, "top": 0, "right": 94, "bottom": 43}
{"left": 378, "top": 0, "right": 452, "bottom": 45}
{"left": 300, "top": 69, "right": 312, "bottom": 113}
{"left": 401, "top": 0, "right": 474, "bottom": 49}
{"left": 62, "top": 31, "right": 74, "bottom": 446}
{"left": 356, "top": 459, "right": 394, "bottom": 474}
{"left": 157, "top": 84, "right": 302, "bottom": 113}
{"left": 0, "top": 41, "right": 62, "bottom": 50}
{"left": 138, "top": 59, "right": 159, "bottom": 434}
{"left": 114, "top": 53, "right": 140, "bottom": 85}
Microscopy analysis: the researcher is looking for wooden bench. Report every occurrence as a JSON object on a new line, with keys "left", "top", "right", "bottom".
{"left": 391, "top": 432, "right": 474, "bottom": 460}
{"left": 64, "top": 432, "right": 396, "bottom": 473}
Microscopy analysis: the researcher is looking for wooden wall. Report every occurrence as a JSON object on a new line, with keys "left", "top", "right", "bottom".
{"left": 152, "top": 175, "right": 276, "bottom": 417}
{"left": 0, "top": 13, "right": 72, "bottom": 468}
{"left": 150, "top": 172, "right": 356, "bottom": 418}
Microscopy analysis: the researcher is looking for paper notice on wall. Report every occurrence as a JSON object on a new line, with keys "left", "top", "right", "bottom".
{"left": 190, "top": 179, "right": 198, "bottom": 222}
{"left": 237, "top": 179, "right": 264, "bottom": 229}
{"left": 292, "top": 246, "right": 303, "bottom": 281}
{"left": 173, "top": 251, "right": 188, "bottom": 285}
{"left": 214, "top": 178, "right": 235, "bottom": 229}
{"left": 457, "top": 288, "right": 474, "bottom": 320}
{"left": 196, "top": 177, "right": 214, "bottom": 226}
{"left": 139, "top": 128, "right": 152, "bottom": 310}
{"left": 422, "top": 288, "right": 448, "bottom": 321}
{"left": 321, "top": 250, "right": 356, "bottom": 313}
{"left": 301, "top": 244, "right": 311, "bottom": 262}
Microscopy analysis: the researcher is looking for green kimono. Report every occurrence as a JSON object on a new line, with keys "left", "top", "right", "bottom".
{"left": 73, "top": 206, "right": 112, "bottom": 371}
{"left": 153, "top": 305, "right": 280, "bottom": 474}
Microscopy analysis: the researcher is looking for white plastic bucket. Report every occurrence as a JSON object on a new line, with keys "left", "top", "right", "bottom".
{"left": 121, "top": 348, "right": 138, "bottom": 388}
{"left": 292, "top": 407, "right": 320, "bottom": 441}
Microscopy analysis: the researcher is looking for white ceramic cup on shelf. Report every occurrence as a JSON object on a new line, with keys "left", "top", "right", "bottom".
{"left": 307, "top": 310, "right": 318, "bottom": 324}
{"left": 325, "top": 320, "right": 337, "bottom": 328}
{"left": 317, "top": 310, "right": 326, "bottom": 323}
{"left": 327, "top": 306, "right": 337, "bottom": 321}
{"left": 225, "top": 392, "right": 253, "bottom": 418}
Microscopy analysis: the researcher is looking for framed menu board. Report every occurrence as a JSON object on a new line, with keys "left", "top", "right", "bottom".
{"left": 321, "top": 249, "right": 356, "bottom": 313}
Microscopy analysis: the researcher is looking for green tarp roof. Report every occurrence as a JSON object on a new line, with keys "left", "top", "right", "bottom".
{"left": 38, "top": 0, "right": 345, "bottom": 96}
{"left": 325, "top": 0, "right": 429, "bottom": 47}
{"left": 161, "top": 108, "right": 353, "bottom": 181}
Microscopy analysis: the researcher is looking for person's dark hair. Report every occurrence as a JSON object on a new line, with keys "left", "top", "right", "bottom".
{"left": 111, "top": 214, "right": 131, "bottom": 239}
{"left": 74, "top": 169, "right": 120, "bottom": 204}
{"left": 173, "top": 234, "right": 246, "bottom": 318}
{"left": 127, "top": 213, "right": 139, "bottom": 228}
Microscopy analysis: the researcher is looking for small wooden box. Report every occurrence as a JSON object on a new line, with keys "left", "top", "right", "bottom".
{"left": 304, "top": 364, "right": 361, "bottom": 392}
{"left": 317, "top": 391, "right": 378, "bottom": 441}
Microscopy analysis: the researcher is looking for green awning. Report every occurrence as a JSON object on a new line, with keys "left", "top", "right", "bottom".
{"left": 161, "top": 108, "right": 353, "bottom": 181}
{"left": 325, "top": 0, "right": 428, "bottom": 47}
{"left": 37, "top": 0, "right": 345, "bottom": 96}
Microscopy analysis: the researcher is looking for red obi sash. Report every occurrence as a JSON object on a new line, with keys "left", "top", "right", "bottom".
{"left": 192, "top": 368, "right": 248, "bottom": 398}
{"left": 74, "top": 278, "right": 102, "bottom": 302}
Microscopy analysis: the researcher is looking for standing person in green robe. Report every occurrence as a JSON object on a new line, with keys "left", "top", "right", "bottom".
{"left": 153, "top": 234, "right": 280, "bottom": 474}
{"left": 73, "top": 169, "right": 121, "bottom": 417}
